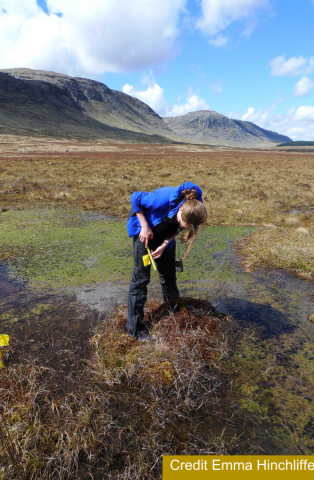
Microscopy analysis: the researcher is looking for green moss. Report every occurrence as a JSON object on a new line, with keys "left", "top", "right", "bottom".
{"left": 180, "top": 226, "right": 253, "bottom": 282}
{"left": 231, "top": 328, "right": 314, "bottom": 454}
{"left": 0, "top": 208, "right": 252, "bottom": 288}
{"left": 0, "top": 209, "right": 133, "bottom": 288}
{"left": 0, "top": 310, "right": 19, "bottom": 324}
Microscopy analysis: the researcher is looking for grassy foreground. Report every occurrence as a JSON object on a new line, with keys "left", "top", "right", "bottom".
{"left": 0, "top": 209, "right": 133, "bottom": 287}
{"left": 0, "top": 299, "right": 240, "bottom": 479}
{"left": 0, "top": 208, "right": 251, "bottom": 288}
{"left": 1, "top": 142, "right": 314, "bottom": 277}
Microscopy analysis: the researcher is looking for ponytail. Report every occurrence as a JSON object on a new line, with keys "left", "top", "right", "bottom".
{"left": 178, "top": 187, "right": 199, "bottom": 203}
{"left": 179, "top": 198, "right": 207, "bottom": 259}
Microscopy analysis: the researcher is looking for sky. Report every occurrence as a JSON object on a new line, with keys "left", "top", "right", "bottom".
{"left": 1, "top": 0, "right": 314, "bottom": 140}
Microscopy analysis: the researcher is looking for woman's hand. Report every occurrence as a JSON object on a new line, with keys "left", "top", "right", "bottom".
{"left": 151, "top": 242, "right": 167, "bottom": 259}
{"left": 139, "top": 225, "right": 153, "bottom": 247}
{"left": 136, "top": 211, "right": 153, "bottom": 247}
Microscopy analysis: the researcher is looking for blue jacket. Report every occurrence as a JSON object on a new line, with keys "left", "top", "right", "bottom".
{"left": 127, "top": 182, "right": 203, "bottom": 238}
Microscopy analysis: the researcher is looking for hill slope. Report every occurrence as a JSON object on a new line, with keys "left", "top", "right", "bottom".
{"left": 0, "top": 68, "right": 176, "bottom": 142}
{"left": 163, "top": 110, "right": 291, "bottom": 147}
{"left": 0, "top": 69, "right": 291, "bottom": 147}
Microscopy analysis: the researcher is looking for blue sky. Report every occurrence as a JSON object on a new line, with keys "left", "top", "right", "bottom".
{"left": 1, "top": 0, "right": 314, "bottom": 139}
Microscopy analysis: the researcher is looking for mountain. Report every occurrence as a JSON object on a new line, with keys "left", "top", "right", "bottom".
{"left": 0, "top": 68, "right": 291, "bottom": 147}
{"left": 163, "top": 110, "right": 292, "bottom": 147}
{"left": 0, "top": 68, "right": 177, "bottom": 142}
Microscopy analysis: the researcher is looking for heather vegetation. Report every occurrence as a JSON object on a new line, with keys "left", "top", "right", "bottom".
{"left": 0, "top": 140, "right": 313, "bottom": 278}
{"left": 0, "top": 297, "right": 241, "bottom": 479}
{"left": 276, "top": 141, "right": 314, "bottom": 147}
{"left": 1, "top": 139, "right": 314, "bottom": 478}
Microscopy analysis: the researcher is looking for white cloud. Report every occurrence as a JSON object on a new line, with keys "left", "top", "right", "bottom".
{"left": 167, "top": 93, "right": 210, "bottom": 116}
{"left": 123, "top": 77, "right": 210, "bottom": 117}
{"left": 270, "top": 55, "right": 314, "bottom": 77}
{"left": 0, "top": 0, "right": 186, "bottom": 76}
{"left": 196, "top": 0, "right": 269, "bottom": 45}
{"left": 241, "top": 99, "right": 284, "bottom": 126}
{"left": 123, "top": 82, "right": 168, "bottom": 115}
{"left": 241, "top": 103, "right": 314, "bottom": 140}
{"left": 294, "top": 105, "right": 314, "bottom": 122}
{"left": 241, "top": 16, "right": 258, "bottom": 37}
{"left": 209, "top": 34, "right": 228, "bottom": 47}
{"left": 242, "top": 106, "right": 255, "bottom": 120}
{"left": 210, "top": 80, "right": 223, "bottom": 94}
{"left": 294, "top": 77, "right": 314, "bottom": 96}
{"left": 141, "top": 70, "right": 156, "bottom": 87}
{"left": 242, "top": 106, "right": 269, "bottom": 125}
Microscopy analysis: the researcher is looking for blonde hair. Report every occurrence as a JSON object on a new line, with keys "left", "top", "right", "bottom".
{"left": 178, "top": 188, "right": 207, "bottom": 259}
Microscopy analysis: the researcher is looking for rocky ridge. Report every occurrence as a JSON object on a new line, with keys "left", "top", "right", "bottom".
{"left": 163, "top": 110, "right": 291, "bottom": 147}
{"left": 0, "top": 68, "right": 176, "bottom": 142}
{"left": 0, "top": 69, "right": 291, "bottom": 146}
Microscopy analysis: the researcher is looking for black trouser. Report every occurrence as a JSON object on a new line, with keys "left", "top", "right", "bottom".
{"left": 126, "top": 234, "right": 180, "bottom": 337}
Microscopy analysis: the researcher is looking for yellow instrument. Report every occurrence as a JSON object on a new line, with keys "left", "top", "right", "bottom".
{"left": 142, "top": 247, "right": 157, "bottom": 271}
{"left": 0, "top": 334, "right": 10, "bottom": 368}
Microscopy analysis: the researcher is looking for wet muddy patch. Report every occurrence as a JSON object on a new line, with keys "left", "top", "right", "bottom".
{"left": 0, "top": 264, "right": 101, "bottom": 369}
{"left": 179, "top": 246, "right": 314, "bottom": 454}
{"left": 75, "top": 281, "right": 129, "bottom": 313}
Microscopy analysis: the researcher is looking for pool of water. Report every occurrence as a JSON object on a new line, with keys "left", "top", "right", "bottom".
{"left": 179, "top": 240, "right": 314, "bottom": 454}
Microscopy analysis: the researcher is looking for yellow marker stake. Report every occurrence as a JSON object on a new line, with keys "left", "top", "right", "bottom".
{"left": 147, "top": 247, "right": 157, "bottom": 271}
{"left": 0, "top": 334, "right": 10, "bottom": 368}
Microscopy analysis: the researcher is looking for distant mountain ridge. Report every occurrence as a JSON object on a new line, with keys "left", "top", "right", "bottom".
{"left": 0, "top": 68, "right": 291, "bottom": 147}
{"left": 163, "top": 110, "right": 291, "bottom": 147}
{"left": 0, "top": 68, "right": 177, "bottom": 143}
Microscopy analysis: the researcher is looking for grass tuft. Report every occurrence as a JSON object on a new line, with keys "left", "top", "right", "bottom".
{"left": 0, "top": 298, "right": 240, "bottom": 479}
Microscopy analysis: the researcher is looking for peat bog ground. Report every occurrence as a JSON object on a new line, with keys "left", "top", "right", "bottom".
{"left": 1, "top": 139, "right": 314, "bottom": 479}
{"left": 1, "top": 138, "right": 314, "bottom": 277}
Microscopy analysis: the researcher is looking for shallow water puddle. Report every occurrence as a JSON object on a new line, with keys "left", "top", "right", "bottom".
{"left": 180, "top": 238, "right": 314, "bottom": 454}
{"left": 0, "top": 264, "right": 103, "bottom": 371}
{"left": 1, "top": 210, "right": 314, "bottom": 454}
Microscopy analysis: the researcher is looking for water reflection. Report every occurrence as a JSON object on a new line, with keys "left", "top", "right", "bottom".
{"left": 216, "top": 297, "right": 296, "bottom": 337}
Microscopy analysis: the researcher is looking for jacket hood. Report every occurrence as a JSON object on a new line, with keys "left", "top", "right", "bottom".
{"left": 168, "top": 183, "right": 203, "bottom": 218}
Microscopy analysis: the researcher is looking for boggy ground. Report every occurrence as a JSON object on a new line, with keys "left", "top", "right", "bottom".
{"left": 0, "top": 139, "right": 314, "bottom": 278}
{"left": 2, "top": 267, "right": 314, "bottom": 479}
{"left": 0, "top": 208, "right": 251, "bottom": 289}
{"left": 1, "top": 296, "right": 244, "bottom": 480}
{"left": 1, "top": 139, "right": 314, "bottom": 478}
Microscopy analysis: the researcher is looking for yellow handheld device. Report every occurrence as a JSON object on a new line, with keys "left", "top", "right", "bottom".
{"left": 0, "top": 334, "right": 10, "bottom": 368}
{"left": 142, "top": 247, "right": 157, "bottom": 271}
{"left": 147, "top": 247, "right": 157, "bottom": 271}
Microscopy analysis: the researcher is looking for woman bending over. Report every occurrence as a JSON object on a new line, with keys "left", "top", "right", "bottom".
{"left": 126, "top": 182, "right": 207, "bottom": 339}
